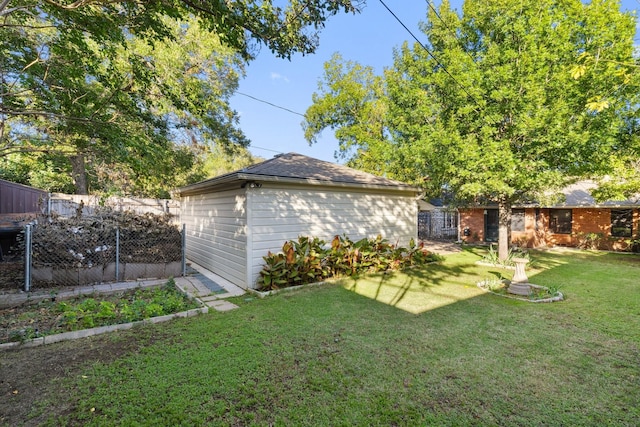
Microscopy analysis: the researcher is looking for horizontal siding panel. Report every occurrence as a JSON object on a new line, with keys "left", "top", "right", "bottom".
{"left": 186, "top": 238, "right": 245, "bottom": 260}
{"left": 187, "top": 243, "right": 244, "bottom": 265}
{"left": 246, "top": 185, "right": 417, "bottom": 289}
{"left": 188, "top": 255, "right": 245, "bottom": 284}
{"left": 188, "top": 228, "right": 247, "bottom": 244}
{"left": 181, "top": 189, "right": 247, "bottom": 288}
{"left": 186, "top": 239, "right": 244, "bottom": 260}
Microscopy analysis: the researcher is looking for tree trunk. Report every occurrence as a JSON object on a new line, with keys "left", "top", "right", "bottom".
{"left": 498, "top": 197, "right": 511, "bottom": 261}
{"left": 70, "top": 152, "right": 89, "bottom": 195}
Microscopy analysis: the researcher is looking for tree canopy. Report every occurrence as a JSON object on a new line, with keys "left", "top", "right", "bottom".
{"left": 1, "top": 0, "right": 363, "bottom": 195}
{"left": 305, "top": 0, "right": 639, "bottom": 259}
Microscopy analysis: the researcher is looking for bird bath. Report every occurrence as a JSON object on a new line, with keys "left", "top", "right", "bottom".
{"left": 508, "top": 257, "right": 531, "bottom": 296}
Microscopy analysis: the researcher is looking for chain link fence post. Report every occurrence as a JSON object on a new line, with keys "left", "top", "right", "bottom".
{"left": 181, "top": 223, "right": 186, "bottom": 277}
{"left": 115, "top": 227, "right": 120, "bottom": 282}
{"left": 23, "top": 224, "right": 32, "bottom": 292}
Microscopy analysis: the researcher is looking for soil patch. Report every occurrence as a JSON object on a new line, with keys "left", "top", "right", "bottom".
{"left": 0, "top": 327, "right": 178, "bottom": 425}
{"left": 0, "top": 261, "right": 24, "bottom": 290}
{"left": 420, "top": 239, "right": 461, "bottom": 255}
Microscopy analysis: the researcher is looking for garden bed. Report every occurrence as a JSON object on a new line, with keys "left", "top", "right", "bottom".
{"left": 0, "top": 280, "right": 203, "bottom": 346}
{"left": 476, "top": 278, "right": 564, "bottom": 303}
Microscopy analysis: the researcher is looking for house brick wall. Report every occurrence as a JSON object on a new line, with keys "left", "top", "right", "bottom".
{"left": 572, "top": 208, "right": 639, "bottom": 251}
{"left": 511, "top": 208, "right": 541, "bottom": 247}
{"left": 459, "top": 207, "right": 639, "bottom": 251}
{"left": 459, "top": 208, "right": 485, "bottom": 243}
{"left": 540, "top": 208, "right": 572, "bottom": 247}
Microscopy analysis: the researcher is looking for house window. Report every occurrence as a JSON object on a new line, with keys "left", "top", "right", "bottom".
{"left": 511, "top": 209, "right": 525, "bottom": 232}
{"left": 611, "top": 209, "right": 633, "bottom": 237}
{"left": 549, "top": 209, "right": 572, "bottom": 234}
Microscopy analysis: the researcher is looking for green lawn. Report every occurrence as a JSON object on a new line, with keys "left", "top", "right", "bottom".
{"left": 36, "top": 248, "right": 640, "bottom": 426}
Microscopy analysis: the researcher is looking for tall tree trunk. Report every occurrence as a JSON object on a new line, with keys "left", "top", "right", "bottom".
{"left": 70, "top": 152, "right": 89, "bottom": 195}
{"left": 498, "top": 197, "right": 511, "bottom": 261}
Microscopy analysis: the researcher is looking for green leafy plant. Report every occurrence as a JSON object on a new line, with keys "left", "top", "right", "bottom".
{"left": 259, "top": 237, "right": 330, "bottom": 290}
{"left": 625, "top": 235, "right": 640, "bottom": 253}
{"left": 258, "top": 235, "right": 442, "bottom": 291}
{"left": 478, "top": 277, "right": 508, "bottom": 293}
{"left": 576, "top": 232, "right": 604, "bottom": 250}
{"left": 481, "top": 244, "right": 530, "bottom": 267}
{"left": 528, "top": 285, "right": 561, "bottom": 301}
{"left": 8, "top": 327, "right": 41, "bottom": 343}
{"left": 48, "top": 280, "right": 198, "bottom": 331}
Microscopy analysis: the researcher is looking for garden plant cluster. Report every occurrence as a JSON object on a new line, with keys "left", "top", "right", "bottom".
{"left": 258, "top": 234, "right": 442, "bottom": 291}
{"left": 2, "top": 280, "right": 200, "bottom": 344}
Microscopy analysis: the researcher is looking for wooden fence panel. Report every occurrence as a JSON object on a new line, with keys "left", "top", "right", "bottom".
{"left": 0, "top": 179, "right": 47, "bottom": 214}
{"left": 48, "top": 194, "right": 180, "bottom": 220}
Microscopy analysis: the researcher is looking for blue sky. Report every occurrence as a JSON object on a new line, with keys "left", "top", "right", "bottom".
{"left": 230, "top": 0, "right": 640, "bottom": 164}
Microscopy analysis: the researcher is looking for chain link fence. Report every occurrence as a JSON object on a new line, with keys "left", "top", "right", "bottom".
{"left": 1, "top": 211, "right": 185, "bottom": 291}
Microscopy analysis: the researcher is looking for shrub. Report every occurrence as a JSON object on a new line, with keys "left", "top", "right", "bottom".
{"left": 625, "top": 235, "right": 640, "bottom": 253}
{"left": 576, "top": 232, "right": 604, "bottom": 250}
{"left": 259, "top": 236, "right": 330, "bottom": 289}
{"left": 258, "top": 235, "right": 442, "bottom": 291}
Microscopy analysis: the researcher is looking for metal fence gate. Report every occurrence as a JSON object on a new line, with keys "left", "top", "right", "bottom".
{"left": 418, "top": 210, "right": 458, "bottom": 240}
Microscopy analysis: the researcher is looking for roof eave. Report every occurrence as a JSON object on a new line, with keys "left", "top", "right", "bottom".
{"left": 241, "top": 174, "right": 421, "bottom": 193}
{"left": 176, "top": 173, "right": 242, "bottom": 196}
{"left": 177, "top": 172, "right": 421, "bottom": 196}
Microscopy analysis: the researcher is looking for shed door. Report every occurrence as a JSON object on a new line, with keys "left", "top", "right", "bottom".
{"left": 484, "top": 209, "right": 499, "bottom": 242}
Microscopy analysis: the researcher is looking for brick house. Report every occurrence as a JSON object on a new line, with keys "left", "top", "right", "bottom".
{"left": 459, "top": 180, "right": 640, "bottom": 251}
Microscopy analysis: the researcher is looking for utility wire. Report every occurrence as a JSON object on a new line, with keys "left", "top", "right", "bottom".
{"left": 236, "top": 91, "right": 305, "bottom": 117}
{"left": 424, "top": 0, "right": 478, "bottom": 65}
{"left": 250, "top": 145, "right": 283, "bottom": 154}
{"left": 378, "top": 0, "right": 481, "bottom": 112}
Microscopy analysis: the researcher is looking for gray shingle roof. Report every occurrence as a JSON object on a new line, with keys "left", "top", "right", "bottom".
{"left": 243, "top": 153, "right": 413, "bottom": 186}
{"left": 178, "top": 153, "right": 420, "bottom": 195}
{"left": 553, "top": 180, "right": 639, "bottom": 208}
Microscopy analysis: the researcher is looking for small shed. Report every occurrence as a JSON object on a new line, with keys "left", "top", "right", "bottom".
{"left": 177, "top": 153, "right": 421, "bottom": 289}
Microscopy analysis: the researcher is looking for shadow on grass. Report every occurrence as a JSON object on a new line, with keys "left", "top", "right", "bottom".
{"left": 339, "top": 247, "right": 638, "bottom": 314}
{"left": 342, "top": 251, "right": 492, "bottom": 314}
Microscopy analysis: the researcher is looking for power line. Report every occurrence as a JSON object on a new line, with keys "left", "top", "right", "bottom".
{"left": 424, "top": 0, "right": 477, "bottom": 65}
{"left": 236, "top": 91, "right": 305, "bottom": 117}
{"left": 250, "top": 145, "right": 283, "bottom": 155}
{"left": 377, "top": 0, "right": 481, "bottom": 112}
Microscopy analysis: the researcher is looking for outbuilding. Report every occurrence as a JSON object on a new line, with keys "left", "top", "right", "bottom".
{"left": 177, "top": 153, "right": 421, "bottom": 289}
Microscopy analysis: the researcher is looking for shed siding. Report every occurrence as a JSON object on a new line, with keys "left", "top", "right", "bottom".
{"left": 246, "top": 185, "right": 418, "bottom": 289}
{"left": 181, "top": 189, "right": 248, "bottom": 287}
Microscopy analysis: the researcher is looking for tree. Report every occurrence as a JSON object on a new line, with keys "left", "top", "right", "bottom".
{"left": 1, "top": 0, "right": 364, "bottom": 195}
{"left": 305, "top": 0, "right": 638, "bottom": 260}
{"left": 0, "top": 0, "right": 364, "bottom": 60}
{"left": 1, "top": 10, "right": 246, "bottom": 195}
{"left": 304, "top": 53, "right": 389, "bottom": 171}
{"left": 201, "top": 145, "right": 263, "bottom": 178}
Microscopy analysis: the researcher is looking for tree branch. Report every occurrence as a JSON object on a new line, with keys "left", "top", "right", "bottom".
{"left": 42, "top": 0, "right": 125, "bottom": 10}
{"left": 0, "top": 0, "right": 12, "bottom": 16}
{"left": 0, "top": 109, "right": 106, "bottom": 124}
